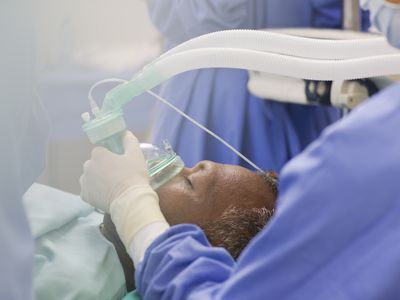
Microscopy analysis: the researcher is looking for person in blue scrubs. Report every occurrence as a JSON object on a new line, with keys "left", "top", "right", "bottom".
{"left": 134, "top": 82, "right": 400, "bottom": 299}
{"left": 146, "top": 0, "right": 370, "bottom": 171}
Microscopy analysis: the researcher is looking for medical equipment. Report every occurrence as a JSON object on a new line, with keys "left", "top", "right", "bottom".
{"left": 247, "top": 29, "right": 393, "bottom": 108}
{"left": 343, "top": 0, "right": 362, "bottom": 31}
{"left": 82, "top": 108, "right": 184, "bottom": 190}
{"left": 82, "top": 29, "right": 400, "bottom": 170}
{"left": 146, "top": 0, "right": 359, "bottom": 171}
{"left": 140, "top": 142, "right": 184, "bottom": 191}
{"left": 83, "top": 79, "right": 264, "bottom": 172}
{"left": 83, "top": 78, "right": 185, "bottom": 189}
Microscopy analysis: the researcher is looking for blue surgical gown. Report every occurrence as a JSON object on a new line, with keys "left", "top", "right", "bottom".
{"left": 136, "top": 84, "right": 400, "bottom": 299}
{"left": 147, "top": 0, "right": 370, "bottom": 170}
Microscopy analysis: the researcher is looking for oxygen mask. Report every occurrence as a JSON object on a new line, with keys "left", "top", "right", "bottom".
{"left": 82, "top": 79, "right": 262, "bottom": 192}
{"left": 82, "top": 108, "right": 184, "bottom": 191}
{"left": 140, "top": 142, "right": 184, "bottom": 190}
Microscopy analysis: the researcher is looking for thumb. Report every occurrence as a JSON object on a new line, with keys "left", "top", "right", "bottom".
{"left": 123, "top": 130, "right": 140, "bottom": 153}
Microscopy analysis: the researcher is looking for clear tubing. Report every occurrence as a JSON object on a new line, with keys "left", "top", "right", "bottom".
{"left": 102, "top": 31, "right": 400, "bottom": 112}
{"left": 88, "top": 78, "right": 128, "bottom": 112}
{"left": 86, "top": 78, "right": 264, "bottom": 171}
{"left": 157, "top": 29, "right": 399, "bottom": 61}
{"left": 146, "top": 90, "right": 263, "bottom": 172}
{"left": 154, "top": 48, "right": 400, "bottom": 81}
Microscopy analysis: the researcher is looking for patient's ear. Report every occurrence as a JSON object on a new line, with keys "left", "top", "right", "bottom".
{"left": 101, "top": 214, "right": 136, "bottom": 291}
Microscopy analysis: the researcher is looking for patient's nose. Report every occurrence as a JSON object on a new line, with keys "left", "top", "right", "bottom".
{"left": 184, "top": 160, "right": 215, "bottom": 175}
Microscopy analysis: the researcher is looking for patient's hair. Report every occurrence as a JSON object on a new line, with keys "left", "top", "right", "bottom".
{"left": 259, "top": 170, "right": 279, "bottom": 199}
{"left": 201, "top": 206, "right": 274, "bottom": 259}
{"left": 201, "top": 170, "right": 278, "bottom": 259}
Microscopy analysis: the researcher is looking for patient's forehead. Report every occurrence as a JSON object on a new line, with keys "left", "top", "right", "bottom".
{"left": 211, "top": 164, "right": 274, "bottom": 210}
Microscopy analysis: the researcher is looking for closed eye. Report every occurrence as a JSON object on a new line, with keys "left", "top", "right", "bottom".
{"left": 184, "top": 176, "right": 193, "bottom": 189}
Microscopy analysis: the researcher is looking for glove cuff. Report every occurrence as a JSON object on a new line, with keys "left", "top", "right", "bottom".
{"left": 110, "top": 184, "right": 169, "bottom": 250}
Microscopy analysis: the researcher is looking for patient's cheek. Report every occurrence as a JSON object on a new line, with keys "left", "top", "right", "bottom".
{"left": 157, "top": 187, "right": 187, "bottom": 225}
{"left": 158, "top": 192, "right": 209, "bottom": 226}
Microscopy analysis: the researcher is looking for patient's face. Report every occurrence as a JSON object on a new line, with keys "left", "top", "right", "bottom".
{"left": 157, "top": 161, "right": 275, "bottom": 226}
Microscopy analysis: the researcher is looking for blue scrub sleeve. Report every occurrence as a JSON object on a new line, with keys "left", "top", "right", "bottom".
{"left": 136, "top": 84, "right": 400, "bottom": 299}
{"left": 145, "top": 0, "right": 249, "bottom": 44}
{"left": 136, "top": 225, "right": 235, "bottom": 299}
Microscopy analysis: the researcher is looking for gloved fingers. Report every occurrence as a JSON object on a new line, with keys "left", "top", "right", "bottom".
{"left": 91, "top": 146, "right": 112, "bottom": 160}
{"left": 78, "top": 130, "right": 150, "bottom": 214}
{"left": 123, "top": 131, "right": 141, "bottom": 154}
{"left": 80, "top": 171, "right": 109, "bottom": 212}
{"left": 123, "top": 131, "right": 147, "bottom": 172}
{"left": 79, "top": 174, "right": 88, "bottom": 203}
{"left": 82, "top": 159, "right": 99, "bottom": 181}
{"left": 80, "top": 160, "right": 96, "bottom": 203}
{"left": 82, "top": 160, "right": 92, "bottom": 172}
{"left": 79, "top": 170, "right": 90, "bottom": 203}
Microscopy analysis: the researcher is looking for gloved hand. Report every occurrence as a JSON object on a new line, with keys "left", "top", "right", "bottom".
{"left": 80, "top": 131, "right": 149, "bottom": 213}
{"left": 80, "top": 131, "right": 169, "bottom": 253}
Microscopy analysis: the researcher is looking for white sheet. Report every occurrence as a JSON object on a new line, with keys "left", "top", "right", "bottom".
{"left": 24, "top": 184, "right": 126, "bottom": 300}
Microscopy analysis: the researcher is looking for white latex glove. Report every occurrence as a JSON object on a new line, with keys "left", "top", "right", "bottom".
{"left": 80, "top": 131, "right": 169, "bottom": 252}
{"left": 80, "top": 131, "right": 149, "bottom": 212}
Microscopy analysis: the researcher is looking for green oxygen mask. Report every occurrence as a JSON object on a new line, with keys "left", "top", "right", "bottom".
{"left": 82, "top": 79, "right": 262, "bottom": 182}
{"left": 82, "top": 110, "right": 184, "bottom": 190}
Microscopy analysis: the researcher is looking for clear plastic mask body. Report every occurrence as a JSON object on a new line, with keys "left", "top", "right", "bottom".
{"left": 82, "top": 111, "right": 184, "bottom": 191}
{"left": 140, "top": 141, "right": 184, "bottom": 190}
